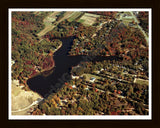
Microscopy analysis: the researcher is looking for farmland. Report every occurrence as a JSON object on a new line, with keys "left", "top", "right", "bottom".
{"left": 67, "top": 12, "right": 84, "bottom": 22}
{"left": 37, "top": 12, "right": 101, "bottom": 37}
{"left": 78, "top": 13, "right": 100, "bottom": 26}
{"left": 37, "top": 11, "right": 74, "bottom": 37}
{"left": 37, "top": 11, "right": 61, "bottom": 37}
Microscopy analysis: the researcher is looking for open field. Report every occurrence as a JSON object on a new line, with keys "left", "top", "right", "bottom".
{"left": 37, "top": 11, "right": 74, "bottom": 37}
{"left": 11, "top": 80, "right": 42, "bottom": 115}
{"left": 37, "top": 12, "right": 101, "bottom": 36}
{"left": 83, "top": 73, "right": 102, "bottom": 82}
{"left": 37, "top": 25, "right": 55, "bottom": 37}
{"left": 37, "top": 11, "right": 61, "bottom": 37}
{"left": 43, "top": 11, "right": 61, "bottom": 26}
{"left": 134, "top": 78, "right": 149, "bottom": 85}
{"left": 67, "top": 12, "right": 84, "bottom": 22}
{"left": 78, "top": 13, "right": 100, "bottom": 26}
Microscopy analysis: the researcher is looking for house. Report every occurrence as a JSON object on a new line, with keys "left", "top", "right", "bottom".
{"left": 123, "top": 71, "right": 128, "bottom": 74}
{"left": 100, "top": 68, "right": 104, "bottom": 71}
{"left": 11, "top": 59, "right": 15, "bottom": 66}
{"left": 118, "top": 90, "right": 122, "bottom": 94}
{"left": 71, "top": 75, "right": 79, "bottom": 79}
{"left": 85, "top": 87, "right": 89, "bottom": 90}
{"left": 94, "top": 70, "right": 100, "bottom": 74}
{"left": 72, "top": 85, "right": 76, "bottom": 88}
{"left": 90, "top": 77, "right": 96, "bottom": 83}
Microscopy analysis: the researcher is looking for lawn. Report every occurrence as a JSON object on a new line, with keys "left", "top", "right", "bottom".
{"left": 37, "top": 11, "right": 74, "bottom": 37}
{"left": 67, "top": 12, "right": 84, "bottom": 22}
{"left": 135, "top": 78, "right": 149, "bottom": 86}
{"left": 83, "top": 73, "right": 107, "bottom": 90}
{"left": 78, "top": 13, "right": 100, "bottom": 26}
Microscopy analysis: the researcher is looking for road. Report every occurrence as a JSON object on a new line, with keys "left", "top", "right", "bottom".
{"left": 86, "top": 75, "right": 148, "bottom": 111}
{"left": 129, "top": 11, "right": 149, "bottom": 44}
{"left": 12, "top": 98, "right": 43, "bottom": 113}
{"left": 92, "top": 21, "right": 108, "bottom": 38}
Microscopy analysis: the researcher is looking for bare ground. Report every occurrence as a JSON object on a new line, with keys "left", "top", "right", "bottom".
{"left": 11, "top": 80, "right": 42, "bottom": 115}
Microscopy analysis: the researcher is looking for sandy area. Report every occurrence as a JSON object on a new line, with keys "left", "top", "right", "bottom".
{"left": 11, "top": 80, "right": 42, "bottom": 115}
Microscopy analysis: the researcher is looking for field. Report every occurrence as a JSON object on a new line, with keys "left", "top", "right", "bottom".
{"left": 83, "top": 73, "right": 102, "bottom": 82}
{"left": 37, "top": 11, "right": 61, "bottom": 37}
{"left": 11, "top": 80, "right": 42, "bottom": 115}
{"left": 67, "top": 12, "right": 84, "bottom": 22}
{"left": 78, "top": 13, "right": 100, "bottom": 26}
{"left": 37, "top": 11, "right": 74, "bottom": 37}
{"left": 37, "top": 12, "right": 101, "bottom": 36}
{"left": 135, "top": 78, "right": 149, "bottom": 85}
{"left": 43, "top": 11, "right": 61, "bottom": 26}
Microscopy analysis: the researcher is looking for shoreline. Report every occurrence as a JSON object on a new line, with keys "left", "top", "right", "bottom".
{"left": 28, "top": 42, "right": 63, "bottom": 79}
{"left": 11, "top": 42, "right": 63, "bottom": 115}
{"left": 11, "top": 79, "right": 43, "bottom": 115}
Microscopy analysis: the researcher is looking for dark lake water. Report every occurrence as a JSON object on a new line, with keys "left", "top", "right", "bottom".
{"left": 27, "top": 37, "right": 121, "bottom": 98}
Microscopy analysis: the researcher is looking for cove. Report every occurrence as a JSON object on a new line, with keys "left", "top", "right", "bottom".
{"left": 27, "top": 37, "right": 121, "bottom": 98}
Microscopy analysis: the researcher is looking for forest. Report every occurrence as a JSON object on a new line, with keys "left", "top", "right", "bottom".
{"left": 12, "top": 12, "right": 62, "bottom": 88}
{"left": 32, "top": 57, "right": 148, "bottom": 115}
{"left": 11, "top": 11, "right": 149, "bottom": 115}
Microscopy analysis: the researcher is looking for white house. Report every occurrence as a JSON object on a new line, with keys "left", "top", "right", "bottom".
{"left": 72, "top": 85, "right": 76, "bottom": 88}
{"left": 11, "top": 59, "right": 15, "bottom": 66}
{"left": 71, "top": 75, "right": 79, "bottom": 79}
{"left": 90, "top": 77, "right": 96, "bottom": 83}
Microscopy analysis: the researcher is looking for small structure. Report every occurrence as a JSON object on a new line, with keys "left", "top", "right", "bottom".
{"left": 100, "top": 68, "right": 104, "bottom": 71}
{"left": 71, "top": 75, "right": 79, "bottom": 79}
{"left": 94, "top": 71, "right": 100, "bottom": 74}
{"left": 85, "top": 87, "right": 89, "bottom": 90}
{"left": 72, "top": 85, "right": 76, "bottom": 88}
{"left": 90, "top": 77, "right": 96, "bottom": 83}
{"left": 11, "top": 59, "right": 15, "bottom": 66}
{"left": 117, "top": 90, "right": 122, "bottom": 94}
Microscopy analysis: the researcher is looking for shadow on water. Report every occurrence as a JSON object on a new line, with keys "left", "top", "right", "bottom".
{"left": 27, "top": 36, "right": 83, "bottom": 97}
{"left": 27, "top": 36, "right": 122, "bottom": 98}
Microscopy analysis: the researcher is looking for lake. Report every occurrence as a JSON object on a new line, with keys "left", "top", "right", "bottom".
{"left": 27, "top": 37, "right": 121, "bottom": 97}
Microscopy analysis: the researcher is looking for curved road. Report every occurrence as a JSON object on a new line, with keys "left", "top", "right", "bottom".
{"left": 129, "top": 11, "right": 149, "bottom": 44}
{"left": 12, "top": 98, "right": 43, "bottom": 113}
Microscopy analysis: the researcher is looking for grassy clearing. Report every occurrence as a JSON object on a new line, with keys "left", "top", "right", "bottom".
{"left": 135, "top": 78, "right": 149, "bottom": 85}
{"left": 78, "top": 19, "right": 85, "bottom": 23}
{"left": 78, "top": 13, "right": 100, "bottom": 26}
{"left": 37, "top": 25, "right": 55, "bottom": 37}
{"left": 67, "top": 12, "right": 84, "bottom": 22}
{"left": 37, "top": 11, "right": 62, "bottom": 37}
{"left": 84, "top": 13, "right": 100, "bottom": 18}
{"left": 83, "top": 73, "right": 102, "bottom": 82}
{"left": 37, "top": 11, "right": 74, "bottom": 37}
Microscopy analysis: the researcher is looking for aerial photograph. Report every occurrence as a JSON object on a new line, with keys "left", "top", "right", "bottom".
{"left": 9, "top": 9, "right": 151, "bottom": 119}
